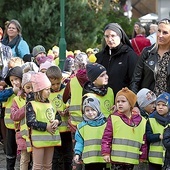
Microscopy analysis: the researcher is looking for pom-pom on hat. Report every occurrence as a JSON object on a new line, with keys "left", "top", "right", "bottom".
{"left": 116, "top": 87, "right": 137, "bottom": 108}
{"left": 22, "top": 71, "right": 35, "bottom": 88}
{"left": 86, "top": 63, "right": 106, "bottom": 82}
{"left": 137, "top": 88, "right": 156, "bottom": 108}
{"left": 31, "top": 72, "right": 51, "bottom": 92}
{"left": 39, "top": 61, "right": 53, "bottom": 72}
{"left": 5, "top": 66, "right": 23, "bottom": 87}
{"left": 156, "top": 92, "right": 170, "bottom": 109}
{"left": 32, "top": 45, "right": 46, "bottom": 57}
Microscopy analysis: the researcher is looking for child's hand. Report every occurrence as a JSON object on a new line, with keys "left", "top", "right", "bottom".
{"left": 13, "top": 86, "right": 20, "bottom": 94}
{"left": 46, "top": 123, "right": 56, "bottom": 135}
{"left": 50, "top": 119, "right": 59, "bottom": 129}
{"left": 74, "top": 154, "right": 80, "bottom": 164}
{"left": 103, "top": 155, "right": 111, "bottom": 162}
{"left": 159, "top": 134, "right": 163, "bottom": 140}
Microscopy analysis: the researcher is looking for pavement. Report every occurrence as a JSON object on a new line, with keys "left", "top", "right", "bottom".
{"left": 0, "top": 144, "right": 19, "bottom": 170}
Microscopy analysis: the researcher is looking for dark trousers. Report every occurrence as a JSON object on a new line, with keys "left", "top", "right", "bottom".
{"left": 112, "top": 164, "right": 134, "bottom": 170}
{"left": 52, "top": 131, "right": 73, "bottom": 170}
{"left": 149, "top": 162, "right": 162, "bottom": 170}
{"left": 85, "top": 163, "right": 106, "bottom": 170}
{"left": 6, "top": 128, "right": 17, "bottom": 170}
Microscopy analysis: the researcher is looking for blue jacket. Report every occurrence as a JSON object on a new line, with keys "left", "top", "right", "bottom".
{"left": 11, "top": 38, "right": 30, "bottom": 58}
{"left": 0, "top": 88, "right": 14, "bottom": 102}
{"left": 74, "top": 117, "right": 106, "bottom": 156}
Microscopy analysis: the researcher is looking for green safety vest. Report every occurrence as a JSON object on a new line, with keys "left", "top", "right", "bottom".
{"left": 69, "top": 77, "right": 83, "bottom": 126}
{"left": 83, "top": 87, "right": 114, "bottom": 118}
{"left": 30, "top": 101, "right": 61, "bottom": 148}
{"left": 3, "top": 94, "right": 16, "bottom": 129}
{"left": 78, "top": 122, "right": 106, "bottom": 164}
{"left": 111, "top": 115, "right": 146, "bottom": 164}
{"left": 49, "top": 88, "right": 70, "bottom": 133}
{"left": 14, "top": 96, "right": 32, "bottom": 152}
{"left": 148, "top": 118, "right": 165, "bottom": 165}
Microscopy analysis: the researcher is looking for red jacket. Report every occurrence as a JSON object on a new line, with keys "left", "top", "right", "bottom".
{"left": 101, "top": 110, "right": 148, "bottom": 161}
{"left": 131, "top": 35, "right": 151, "bottom": 56}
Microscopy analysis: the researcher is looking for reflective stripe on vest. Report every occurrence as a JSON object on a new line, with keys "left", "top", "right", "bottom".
{"left": 3, "top": 94, "right": 16, "bottom": 129}
{"left": 69, "top": 77, "right": 83, "bottom": 126}
{"left": 148, "top": 118, "right": 165, "bottom": 165}
{"left": 111, "top": 115, "right": 146, "bottom": 164}
{"left": 83, "top": 87, "right": 114, "bottom": 118}
{"left": 49, "top": 89, "right": 70, "bottom": 133}
{"left": 31, "top": 101, "right": 61, "bottom": 147}
{"left": 79, "top": 122, "right": 106, "bottom": 164}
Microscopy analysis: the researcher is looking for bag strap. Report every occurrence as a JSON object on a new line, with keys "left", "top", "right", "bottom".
{"left": 133, "top": 38, "right": 141, "bottom": 55}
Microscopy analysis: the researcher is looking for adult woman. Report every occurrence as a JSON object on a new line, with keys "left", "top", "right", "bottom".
{"left": 132, "top": 22, "right": 142, "bottom": 38}
{"left": 2, "top": 19, "right": 30, "bottom": 58}
{"left": 95, "top": 23, "right": 138, "bottom": 95}
{"left": 131, "top": 18, "right": 170, "bottom": 96}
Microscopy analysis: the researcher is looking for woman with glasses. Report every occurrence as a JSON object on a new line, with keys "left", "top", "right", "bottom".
{"left": 2, "top": 19, "right": 30, "bottom": 59}
{"left": 131, "top": 18, "right": 170, "bottom": 96}
{"left": 95, "top": 23, "right": 138, "bottom": 96}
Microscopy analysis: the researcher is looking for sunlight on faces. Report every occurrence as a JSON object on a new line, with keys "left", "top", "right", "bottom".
{"left": 156, "top": 101, "right": 169, "bottom": 116}
{"left": 93, "top": 71, "right": 108, "bottom": 87}
{"left": 23, "top": 82, "right": 33, "bottom": 94}
{"left": 104, "top": 29, "right": 121, "bottom": 48}
{"left": 9, "top": 76, "right": 21, "bottom": 88}
{"left": 116, "top": 95, "right": 131, "bottom": 113}
{"left": 84, "top": 106, "right": 98, "bottom": 120}
{"left": 157, "top": 23, "right": 170, "bottom": 46}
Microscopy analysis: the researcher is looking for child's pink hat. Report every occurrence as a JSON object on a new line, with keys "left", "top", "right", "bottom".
{"left": 31, "top": 72, "right": 51, "bottom": 92}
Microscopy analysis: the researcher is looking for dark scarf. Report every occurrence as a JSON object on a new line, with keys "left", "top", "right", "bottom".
{"left": 85, "top": 81, "right": 108, "bottom": 96}
{"left": 2, "top": 35, "right": 21, "bottom": 56}
{"left": 152, "top": 111, "right": 170, "bottom": 127}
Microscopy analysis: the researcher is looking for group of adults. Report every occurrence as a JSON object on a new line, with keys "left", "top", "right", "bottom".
{"left": 96, "top": 19, "right": 170, "bottom": 99}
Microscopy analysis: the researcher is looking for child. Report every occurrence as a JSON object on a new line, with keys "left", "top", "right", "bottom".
{"left": 146, "top": 92, "right": 170, "bottom": 170}
{"left": 101, "top": 87, "right": 147, "bottom": 170}
{"left": 83, "top": 63, "right": 114, "bottom": 118}
{"left": 3, "top": 66, "right": 23, "bottom": 169}
{"left": 26, "top": 72, "right": 62, "bottom": 169}
{"left": 10, "top": 70, "right": 35, "bottom": 170}
{"left": 137, "top": 88, "right": 157, "bottom": 119}
{"left": 46, "top": 66, "right": 72, "bottom": 170}
{"left": 74, "top": 96, "right": 107, "bottom": 170}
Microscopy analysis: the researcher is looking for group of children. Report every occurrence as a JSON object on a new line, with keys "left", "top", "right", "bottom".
{"left": 1, "top": 48, "right": 170, "bottom": 170}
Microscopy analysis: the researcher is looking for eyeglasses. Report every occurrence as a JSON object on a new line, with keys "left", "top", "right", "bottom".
{"left": 104, "top": 34, "right": 118, "bottom": 39}
{"left": 159, "top": 18, "right": 170, "bottom": 24}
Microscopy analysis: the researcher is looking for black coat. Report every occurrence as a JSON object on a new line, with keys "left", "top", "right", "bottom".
{"left": 96, "top": 43, "right": 138, "bottom": 95}
{"left": 130, "top": 44, "right": 170, "bottom": 94}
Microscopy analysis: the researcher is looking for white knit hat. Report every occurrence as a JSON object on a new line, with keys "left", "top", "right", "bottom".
{"left": 137, "top": 88, "right": 156, "bottom": 108}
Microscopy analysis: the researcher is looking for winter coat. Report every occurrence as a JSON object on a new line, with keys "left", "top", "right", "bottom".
{"left": 0, "top": 88, "right": 14, "bottom": 102}
{"left": 101, "top": 111, "right": 147, "bottom": 161}
{"left": 130, "top": 44, "right": 170, "bottom": 94}
{"left": 96, "top": 43, "right": 138, "bottom": 95}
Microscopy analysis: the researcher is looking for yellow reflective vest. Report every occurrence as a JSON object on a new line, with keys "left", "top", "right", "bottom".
{"left": 148, "top": 118, "right": 165, "bottom": 165}
{"left": 78, "top": 122, "right": 106, "bottom": 164}
{"left": 14, "top": 96, "right": 32, "bottom": 152}
{"left": 69, "top": 77, "right": 83, "bottom": 126}
{"left": 111, "top": 115, "right": 146, "bottom": 164}
{"left": 3, "top": 94, "right": 16, "bottom": 129}
{"left": 83, "top": 87, "right": 114, "bottom": 118}
{"left": 49, "top": 88, "right": 70, "bottom": 133}
{"left": 30, "top": 101, "right": 61, "bottom": 148}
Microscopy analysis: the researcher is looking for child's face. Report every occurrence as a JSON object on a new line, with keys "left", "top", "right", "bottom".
{"left": 84, "top": 106, "right": 98, "bottom": 120}
{"left": 93, "top": 71, "right": 108, "bottom": 87}
{"left": 42, "top": 87, "right": 51, "bottom": 99}
{"left": 116, "top": 95, "right": 131, "bottom": 113}
{"left": 156, "top": 101, "right": 168, "bottom": 116}
{"left": 9, "top": 76, "right": 21, "bottom": 88}
{"left": 23, "top": 82, "right": 33, "bottom": 94}
{"left": 144, "top": 101, "right": 156, "bottom": 114}
{"left": 49, "top": 78, "right": 62, "bottom": 92}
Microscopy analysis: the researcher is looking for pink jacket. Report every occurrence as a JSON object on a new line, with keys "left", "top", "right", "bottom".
{"left": 101, "top": 110, "right": 148, "bottom": 161}
{"left": 11, "top": 96, "right": 26, "bottom": 151}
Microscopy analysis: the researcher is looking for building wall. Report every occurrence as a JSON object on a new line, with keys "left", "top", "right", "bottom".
{"left": 157, "top": 0, "right": 170, "bottom": 19}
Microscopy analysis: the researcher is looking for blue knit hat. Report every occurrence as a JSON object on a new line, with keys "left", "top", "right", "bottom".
{"left": 156, "top": 92, "right": 170, "bottom": 109}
